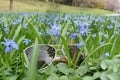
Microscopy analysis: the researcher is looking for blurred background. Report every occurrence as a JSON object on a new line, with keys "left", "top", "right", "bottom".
{"left": 0, "top": 0, "right": 120, "bottom": 14}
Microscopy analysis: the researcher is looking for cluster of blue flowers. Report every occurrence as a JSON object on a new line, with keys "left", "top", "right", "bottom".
{"left": 0, "top": 13, "right": 120, "bottom": 57}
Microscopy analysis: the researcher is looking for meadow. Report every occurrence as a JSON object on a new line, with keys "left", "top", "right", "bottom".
{"left": 0, "top": 12, "right": 120, "bottom": 80}
{"left": 0, "top": 0, "right": 114, "bottom": 15}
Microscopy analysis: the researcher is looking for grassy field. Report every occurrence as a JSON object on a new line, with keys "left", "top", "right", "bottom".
{"left": 0, "top": 0, "right": 114, "bottom": 15}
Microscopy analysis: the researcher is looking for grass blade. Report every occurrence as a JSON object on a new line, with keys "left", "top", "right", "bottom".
{"left": 27, "top": 38, "right": 40, "bottom": 80}
{"left": 61, "top": 36, "right": 72, "bottom": 68}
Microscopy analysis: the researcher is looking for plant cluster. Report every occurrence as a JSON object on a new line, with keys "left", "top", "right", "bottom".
{"left": 0, "top": 13, "right": 120, "bottom": 80}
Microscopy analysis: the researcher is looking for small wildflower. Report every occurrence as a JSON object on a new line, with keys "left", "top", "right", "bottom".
{"left": 99, "top": 41, "right": 105, "bottom": 46}
{"left": 54, "top": 39, "right": 57, "bottom": 44}
{"left": 17, "top": 19, "right": 22, "bottom": 24}
{"left": 4, "top": 27, "right": 9, "bottom": 34}
{"left": 76, "top": 42, "right": 86, "bottom": 49}
{"left": 104, "top": 34, "right": 109, "bottom": 39}
{"left": 23, "top": 23, "right": 28, "bottom": 28}
{"left": 70, "top": 33, "right": 78, "bottom": 39}
{"left": 114, "top": 31, "right": 119, "bottom": 35}
{"left": 107, "top": 25, "right": 113, "bottom": 30}
{"left": 104, "top": 52, "right": 109, "bottom": 58}
{"left": 23, "top": 39, "right": 31, "bottom": 45}
{"left": 92, "top": 33, "right": 96, "bottom": 38}
{"left": 46, "top": 31, "right": 51, "bottom": 36}
{"left": 1, "top": 38, "right": 19, "bottom": 53}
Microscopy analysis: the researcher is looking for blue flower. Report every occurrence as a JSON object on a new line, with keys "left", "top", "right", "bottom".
{"left": 70, "top": 33, "right": 78, "bottom": 39}
{"left": 74, "top": 20, "right": 79, "bottom": 27}
{"left": 46, "top": 31, "right": 51, "bottom": 36}
{"left": 23, "top": 38, "right": 31, "bottom": 45}
{"left": 46, "top": 22, "right": 52, "bottom": 27}
{"left": 49, "top": 23, "right": 61, "bottom": 37}
{"left": 16, "top": 19, "right": 22, "bottom": 24}
{"left": 54, "top": 39, "right": 57, "bottom": 44}
{"left": 1, "top": 38, "right": 19, "bottom": 53}
{"left": 4, "top": 27, "right": 9, "bottom": 34}
{"left": 0, "top": 20, "right": 2, "bottom": 24}
{"left": 92, "top": 33, "right": 96, "bottom": 38}
{"left": 107, "top": 25, "right": 113, "bottom": 30}
{"left": 99, "top": 41, "right": 105, "bottom": 46}
{"left": 104, "top": 34, "right": 109, "bottom": 39}
{"left": 78, "top": 22, "right": 92, "bottom": 36}
{"left": 104, "top": 52, "right": 109, "bottom": 58}
{"left": 114, "top": 31, "right": 119, "bottom": 35}
{"left": 23, "top": 23, "right": 28, "bottom": 28}
{"left": 76, "top": 42, "right": 86, "bottom": 49}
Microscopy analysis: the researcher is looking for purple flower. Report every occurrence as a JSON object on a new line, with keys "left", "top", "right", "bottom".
{"left": 1, "top": 38, "right": 19, "bottom": 53}
{"left": 17, "top": 19, "right": 22, "bottom": 24}
{"left": 114, "top": 31, "right": 119, "bottom": 35}
{"left": 107, "top": 25, "right": 113, "bottom": 30}
{"left": 74, "top": 20, "right": 79, "bottom": 27}
{"left": 4, "top": 27, "right": 9, "bottom": 34}
{"left": 104, "top": 52, "right": 109, "bottom": 58}
{"left": 46, "top": 31, "right": 51, "bottom": 36}
{"left": 23, "top": 38, "right": 31, "bottom": 45}
{"left": 78, "top": 22, "right": 91, "bottom": 36}
{"left": 54, "top": 39, "right": 57, "bottom": 44}
{"left": 0, "top": 20, "right": 2, "bottom": 24}
{"left": 76, "top": 42, "right": 86, "bottom": 49}
{"left": 99, "top": 41, "right": 105, "bottom": 46}
{"left": 49, "top": 23, "right": 61, "bottom": 37}
{"left": 70, "top": 33, "right": 78, "bottom": 39}
{"left": 46, "top": 22, "right": 52, "bottom": 27}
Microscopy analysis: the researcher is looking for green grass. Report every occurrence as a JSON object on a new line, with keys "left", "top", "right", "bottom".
{"left": 0, "top": 0, "right": 114, "bottom": 15}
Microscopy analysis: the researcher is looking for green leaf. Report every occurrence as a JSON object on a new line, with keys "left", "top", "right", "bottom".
{"left": 113, "top": 54, "right": 120, "bottom": 59}
{"left": 85, "top": 43, "right": 112, "bottom": 62}
{"left": 28, "top": 22, "right": 43, "bottom": 43}
{"left": 100, "top": 72, "right": 109, "bottom": 80}
{"left": 113, "top": 59, "right": 120, "bottom": 72}
{"left": 47, "top": 74, "right": 59, "bottom": 80}
{"left": 108, "top": 72, "right": 120, "bottom": 80}
{"left": 83, "top": 76, "right": 93, "bottom": 80}
{"left": 5, "top": 75, "right": 18, "bottom": 80}
{"left": 27, "top": 38, "right": 39, "bottom": 80}
{"left": 100, "top": 61, "right": 107, "bottom": 70}
{"left": 12, "top": 24, "right": 22, "bottom": 40}
{"left": 69, "top": 75, "right": 82, "bottom": 80}
{"left": 56, "top": 63, "right": 74, "bottom": 75}
{"left": 75, "top": 65, "right": 89, "bottom": 76}
{"left": 93, "top": 72, "right": 101, "bottom": 79}
{"left": 61, "top": 36, "right": 72, "bottom": 67}
{"left": 60, "top": 76, "right": 68, "bottom": 80}
{"left": 40, "top": 64, "right": 57, "bottom": 75}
